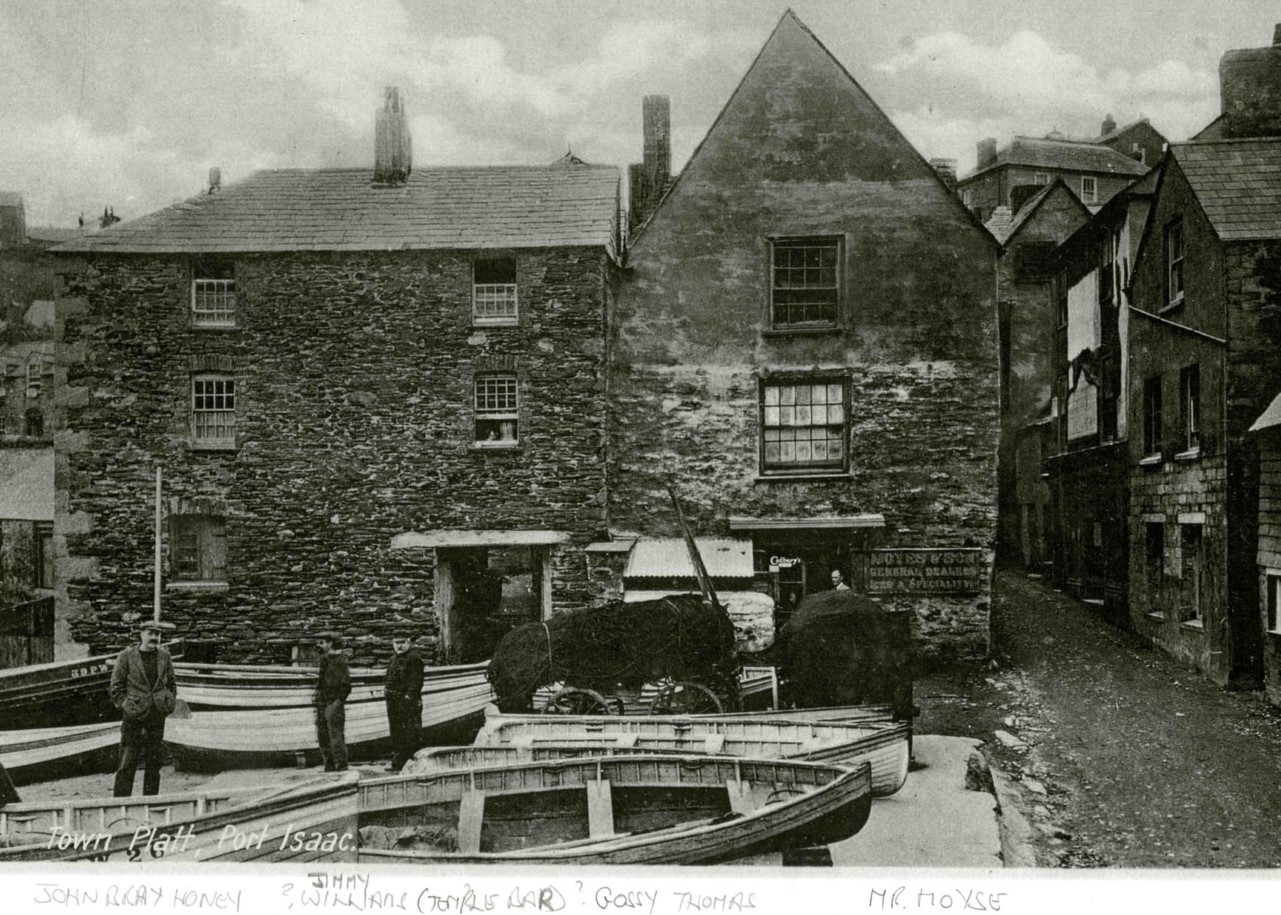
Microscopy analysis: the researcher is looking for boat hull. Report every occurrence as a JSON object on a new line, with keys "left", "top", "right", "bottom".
{"left": 0, "top": 655, "right": 118, "bottom": 729}
{"left": 0, "top": 721, "right": 122, "bottom": 785}
{"left": 357, "top": 755, "right": 872, "bottom": 865}
{"left": 475, "top": 711, "right": 910, "bottom": 796}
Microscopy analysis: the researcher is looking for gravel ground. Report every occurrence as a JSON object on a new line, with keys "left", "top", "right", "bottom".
{"left": 916, "top": 569, "right": 1281, "bottom": 868}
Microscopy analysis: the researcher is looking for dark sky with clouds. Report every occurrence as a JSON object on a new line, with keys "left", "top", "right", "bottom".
{"left": 1, "top": 0, "right": 1276, "bottom": 226}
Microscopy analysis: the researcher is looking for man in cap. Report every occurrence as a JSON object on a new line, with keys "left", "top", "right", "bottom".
{"left": 313, "top": 632, "right": 350, "bottom": 771}
{"left": 109, "top": 619, "right": 178, "bottom": 797}
{"left": 384, "top": 632, "right": 424, "bottom": 772}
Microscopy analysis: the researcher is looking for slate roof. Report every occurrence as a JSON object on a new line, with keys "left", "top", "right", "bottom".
{"left": 53, "top": 166, "right": 620, "bottom": 255}
{"left": 1095, "top": 118, "right": 1152, "bottom": 145}
{"left": 1172, "top": 139, "right": 1281, "bottom": 240}
{"left": 961, "top": 137, "right": 1150, "bottom": 182}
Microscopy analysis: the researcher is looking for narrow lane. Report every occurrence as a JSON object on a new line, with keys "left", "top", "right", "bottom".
{"left": 982, "top": 571, "right": 1281, "bottom": 867}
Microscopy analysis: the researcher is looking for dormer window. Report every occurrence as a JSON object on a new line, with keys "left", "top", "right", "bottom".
{"left": 192, "top": 259, "right": 236, "bottom": 328}
{"left": 473, "top": 257, "right": 518, "bottom": 325}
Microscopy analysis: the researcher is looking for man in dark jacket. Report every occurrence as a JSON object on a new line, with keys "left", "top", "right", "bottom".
{"left": 109, "top": 619, "right": 178, "bottom": 797}
{"left": 313, "top": 632, "right": 351, "bottom": 771}
{"left": 384, "top": 632, "right": 424, "bottom": 772}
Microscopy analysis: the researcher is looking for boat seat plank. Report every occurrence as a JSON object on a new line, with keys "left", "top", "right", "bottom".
{"left": 585, "top": 779, "right": 614, "bottom": 838}
{"left": 726, "top": 779, "right": 757, "bottom": 815}
{"left": 457, "top": 790, "right": 485, "bottom": 854}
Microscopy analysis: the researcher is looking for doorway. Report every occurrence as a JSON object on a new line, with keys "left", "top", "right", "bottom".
{"left": 436, "top": 545, "right": 550, "bottom": 663}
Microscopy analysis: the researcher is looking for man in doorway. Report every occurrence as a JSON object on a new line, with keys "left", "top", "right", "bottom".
{"left": 384, "top": 632, "right": 424, "bottom": 772}
{"left": 109, "top": 619, "right": 178, "bottom": 797}
{"left": 831, "top": 569, "right": 850, "bottom": 591}
{"left": 313, "top": 631, "right": 351, "bottom": 771}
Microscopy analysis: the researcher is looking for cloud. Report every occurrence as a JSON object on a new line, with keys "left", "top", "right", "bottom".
{"left": 875, "top": 29, "right": 1219, "bottom": 168}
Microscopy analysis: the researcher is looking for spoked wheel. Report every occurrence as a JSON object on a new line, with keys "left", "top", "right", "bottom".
{"left": 544, "top": 687, "right": 615, "bottom": 715}
{"left": 649, "top": 681, "right": 723, "bottom": 715}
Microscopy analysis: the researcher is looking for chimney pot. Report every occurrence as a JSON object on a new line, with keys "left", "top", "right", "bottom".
{"left": 208, "top": 167, "right": 221, "bottom": 193}
{"left": 642, "top": 95, "right": 671, "bottom": 191}
{"left": 1274, "top": 23, "right": 1281, "bottom": 45}
{"left": 1101, "top": 113, "right": 1117, "bottom": 136}
{"left": 374, "top": 86, "right": 413, "bottom": 186}
{"left": 977, "top": 138, "right": 998, "bottom": 169}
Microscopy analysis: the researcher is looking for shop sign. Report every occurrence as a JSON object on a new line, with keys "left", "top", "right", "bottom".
{"left": 769, "top": 555, "right": 801, "bottom": 571}
{"left": 868, "top": 548, "right": 986, "bottom": 595}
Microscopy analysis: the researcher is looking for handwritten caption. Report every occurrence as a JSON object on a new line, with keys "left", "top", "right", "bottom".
{"left": 31, "top": 873, "right": 761, "bottom": 915}
{"left": 868, "top": 887, "right": 1007, "bottom": 911}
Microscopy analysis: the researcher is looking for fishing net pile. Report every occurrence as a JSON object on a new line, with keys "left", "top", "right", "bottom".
{"left": 776, "top": 590, "right": 918, "bottom": 715}
{"left": 487, "top": 593, "right": 740, "bottom": 712}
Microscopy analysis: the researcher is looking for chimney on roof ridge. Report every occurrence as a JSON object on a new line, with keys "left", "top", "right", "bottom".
{"left": 1219, "top": 25, "right": 1281, "bottom": 139}
{"left": 976, "top": 138, "right": 997, "bottom": 169}
{"left": 374, "top": 86, "right": 413, "bottom": 186}
{"left": 208, "top": 167, "right": 221, "bottom": 195}
{"left": 1101, "top": 113, "right": 1117, "bottom": 136}
{"left": 929, "top": 157, "right": 957, "bottom": 190}
{"left": 643, "top": 95, "right": 671, "bottom": 192}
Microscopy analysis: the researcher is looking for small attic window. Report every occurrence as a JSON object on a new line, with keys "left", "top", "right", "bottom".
{"left": 473, "top": 257, "right": 518, "bottom": 325}
{"left": 192, "top": 258, "right": 237, "bottom": 329}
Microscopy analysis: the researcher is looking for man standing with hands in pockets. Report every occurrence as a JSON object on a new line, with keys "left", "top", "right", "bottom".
{"left": 110, "top": 619, "right": 178, "bottom": 797}
{"left": 384, "top": 632, "right": 424, "bottom": 772}
{"left": 314, "top": 631, "right": 351, "bottom": 771}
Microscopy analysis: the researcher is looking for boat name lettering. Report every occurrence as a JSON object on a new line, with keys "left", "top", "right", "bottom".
{"left": 672, "top": 892, "right": 757, "bottom": 913}
{"left": 594, "top": 888, "right": 657, "bottom": 914}
{"left": 867, "top": 887, "right": 1007, "bottom": 912}
{"left": 128, "top": 823, "right": 193, "bottom": 860}
{"left": 416, "top": 884, "right": 500, "bottom": 913}
{"left": 510, "top": 886, "right": 566, "bottom": 911}
{"left": 218, "top": 821, "right": 271, "bottom": 851}
{"left": 45, "top": 825, "right": 113, "bottom": 853}
{"left": 70, "top": 663, "right": 108, "bottom": 679}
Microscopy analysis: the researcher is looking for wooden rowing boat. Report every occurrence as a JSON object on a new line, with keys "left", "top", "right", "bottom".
{"left": 0, "top": 721, "right": 121, "bottom": 785}
{"left": 686, "top": 703, "right": 897, "bottom": 723}
{"left": 0, "top": 773, "right": 360, "bottom": 863}
{"left": 165, "top": 667, "right": 495, "bottom": 769}
{"left": 473, "top": 709, "right": 910, "bottom": 796}
{"left": 357, "top": 755, "right": 872, "bottom": 865}
{"left": 0, "top": 654, "right": 118, "bottom": 729}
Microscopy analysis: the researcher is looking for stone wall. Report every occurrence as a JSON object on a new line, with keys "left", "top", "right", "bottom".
{"left": 57, "top": 247, "right": 611, "bottom": 664}
{"left": 1257, "top": 438, "right": 1281, "bottom": 704}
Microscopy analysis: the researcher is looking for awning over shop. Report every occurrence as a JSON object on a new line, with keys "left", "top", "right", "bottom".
{"left": 1250, "top": 391, "right": 1281, "bottom": 433}
{"left": 728, "top": 514, "right": 885, "bottom": 531}
{"left": 0, "top": 448, "right": 54, "bottom": 521}
{"left": 391, "top": 530, "right": 571, "bottom": 549}
{"left": 623, "top": 538, "right": 755, "bottom": 579}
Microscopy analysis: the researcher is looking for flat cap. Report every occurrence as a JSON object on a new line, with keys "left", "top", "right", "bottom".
{"left": 139, "top": 619, "right": 176, "bottom": 632}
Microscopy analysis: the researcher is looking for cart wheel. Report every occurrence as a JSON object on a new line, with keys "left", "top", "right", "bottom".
{"left": 649, "top": 681, "right": 723, "bottom": 715}
{"left": 545, "top": 687, "right": 614, "bottom": 715}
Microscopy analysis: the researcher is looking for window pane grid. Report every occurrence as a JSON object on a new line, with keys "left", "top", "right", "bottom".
{"left": 475, "top": 376, "right": 518, "bottom": 414}
{"left": 763, "top": 381, "right": 845, "bottom": 469}
{"left": 772, "top": 240, "right": 839, "bottom": 327}
{"left": 473, "top": 284, "right": 518, "bottom": 320}
{"left": 192, "top": 279, "right": 237, "bottom": 327}
{"left": 193, "top": 377, "right": 236, "bottom": 444}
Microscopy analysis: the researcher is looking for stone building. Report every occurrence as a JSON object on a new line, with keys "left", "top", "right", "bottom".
{"left": 1043, "top": 170, "right": 1157, "bottom": 624}
{"left": 608, "top": 11, "right": 1000, "bottom": 661}
{"left": 986, "top": 180, "right": 1091, "bottom": 568}
{"left": 1125, "top": 26, "right": 1281, "bottom": 688}
{"left": 53, "top": 90, "right": 622, "bottom": 665}
{"left": 957, "top": 125, "right": 1154, "bottom": 223}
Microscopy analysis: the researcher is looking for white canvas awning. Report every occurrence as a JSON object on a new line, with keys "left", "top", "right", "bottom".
{"left": 391, "top": 530, "right": 570, "bottom": 549}
{"left": 728, "top": 514, "right": 884, "bottom": 531}
{"left": 623, "top": 538, "right": 755, "bottom": 579}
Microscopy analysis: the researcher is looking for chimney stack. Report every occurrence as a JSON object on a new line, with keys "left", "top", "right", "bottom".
{"left": 374, "top": 86, "right": 413, "bottom": 186}
{"left": 929, "top": 157, "right": 958, "bottom": 190}
{"left": 1101, "top": 113, "right": 1117, "bottom": 136}
{"left": 208, "top": 167, "right": 221, "bottom": 194}
{"left": 642, "top": 95, "right": 671, "bottom": 192}
{"left": 1219, "top": 25, "right": 1281, "bottom": 139}
{"left": 977, "top": 138, "right": 998, "bottom": 170}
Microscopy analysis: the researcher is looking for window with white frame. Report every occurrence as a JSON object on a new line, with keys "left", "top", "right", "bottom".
{"left": 1180, "top": 523, "right": 1204, "bottom": 623}
{"left": 1180, "top": 364, "right": 1200, "bottom": 452}
{"left": 474, "top": 373, "right": 519, "bottom": 445}
{"left": 760, "top": 377, "right": 848, "bottom": 474}
{"left": 191, "top": 375, "right": 236, "bottom": 448}
{"left": 25, "top": 356, "right": 47, "bottom": 399}
{"left": 1033, "top": 172, "right": 1050, "bottom": 185}
{"left": 473, "top": 257, "right": 518, "bottom": 325}
{"left": 1080, "top": 175, "right": 1098, "bottom": 204}
{"left": 1268, "top": 572, "right": 1281, "bottom": 634}
{"left": 770, "top": 237, "right": 841, "bottom": 330}
{"left": 170, "top": 514, "right": 227, "bottom": 583}
{"left": 191, "top": 259, "right": 236, "bottom": 328}
{"left": 1165, "top": 219, "right": 1184, "bottom": 307}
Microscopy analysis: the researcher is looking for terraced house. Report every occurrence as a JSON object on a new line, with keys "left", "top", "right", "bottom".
{"left": 53, "top": 89, "right": 622, "bottom": 665}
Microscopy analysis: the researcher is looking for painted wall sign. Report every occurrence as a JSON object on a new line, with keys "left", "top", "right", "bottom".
{"left": 868, "top": 548, "right": 986, "bottom": 595}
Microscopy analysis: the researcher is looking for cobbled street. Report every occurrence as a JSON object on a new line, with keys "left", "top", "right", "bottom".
{"left": 918, "top": 570, "right": 1281, "bottom": 868}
